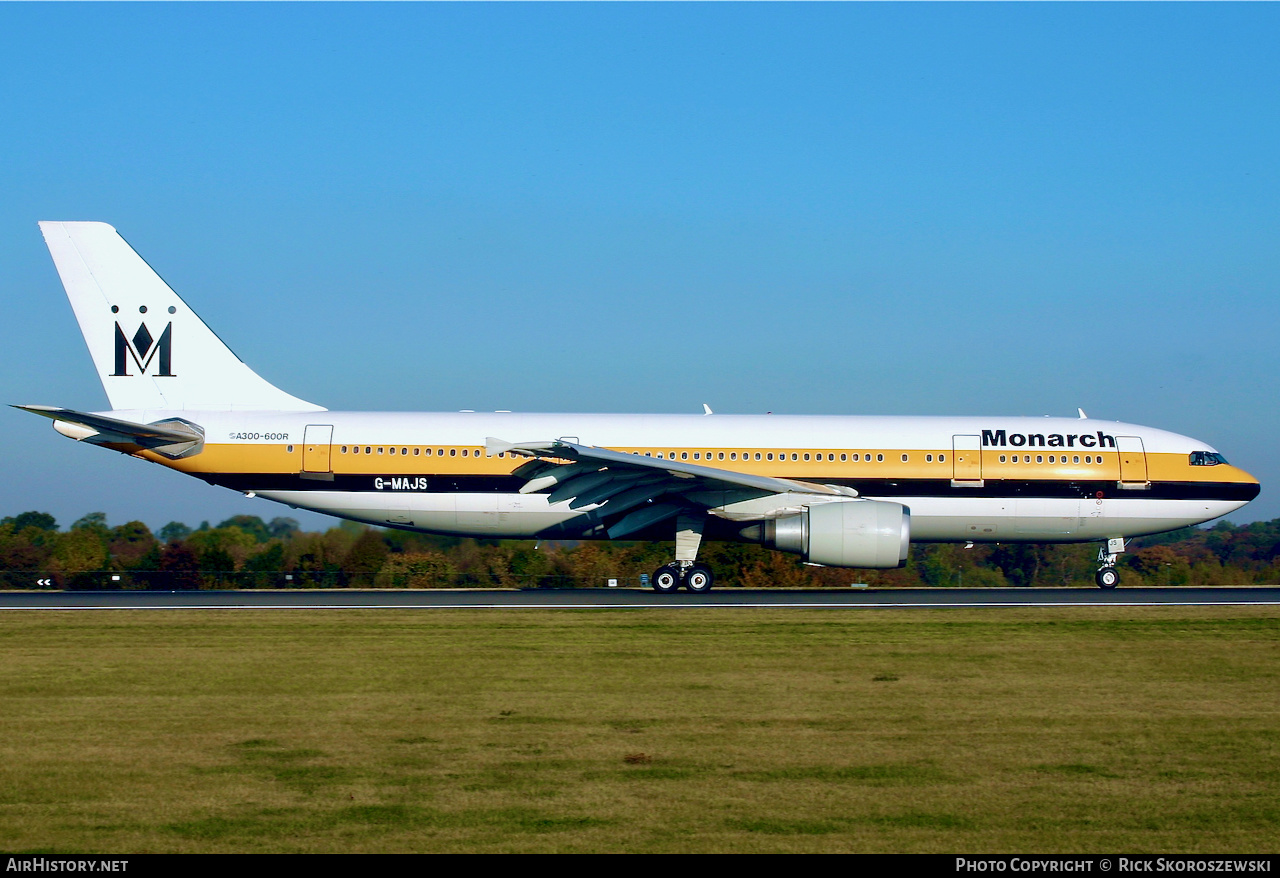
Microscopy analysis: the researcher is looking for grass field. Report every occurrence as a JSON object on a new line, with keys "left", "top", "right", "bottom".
{"left": 0, "top": 605, "right": 1276, "bottom": 853}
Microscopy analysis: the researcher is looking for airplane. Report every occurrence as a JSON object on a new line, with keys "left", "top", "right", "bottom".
{"left": 17, "top": 222, "right": 1261, "bottom": 592}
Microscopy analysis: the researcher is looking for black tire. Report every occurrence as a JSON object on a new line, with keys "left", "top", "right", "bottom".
{"left": 652, "top": 565, "right": 682, "bottom": 593}
{"left": 684, "top": 564, "right": 714, "bottom": 593}
{"left": 1096, "top": 567, "right": 1120, "bottom": 589}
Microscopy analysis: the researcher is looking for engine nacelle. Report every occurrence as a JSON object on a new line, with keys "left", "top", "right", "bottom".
{"left": 748, "top": 499, "right": 911, "bottom": 568}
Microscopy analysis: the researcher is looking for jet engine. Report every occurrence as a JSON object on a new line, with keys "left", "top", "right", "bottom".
{"left": 741, "top": 499, "right": 910, "bottom": 568}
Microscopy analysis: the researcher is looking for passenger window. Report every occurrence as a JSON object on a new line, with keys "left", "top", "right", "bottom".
{"left": 450, "top": 449, "right": 456, "bottom": 457}
{"left": 876, "top": 454, "right": 884, "bottom": 462}
{"left": 901, "top": 454, "right": 908, "bottom": 462}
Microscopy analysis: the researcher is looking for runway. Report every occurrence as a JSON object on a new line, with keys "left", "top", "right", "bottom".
{"left": 1, "top": 586, "right": 1278, "bottom": 610}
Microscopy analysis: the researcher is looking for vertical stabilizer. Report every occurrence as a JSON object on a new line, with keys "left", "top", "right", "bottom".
{"left": 39, "top": 222, "right": 324, "bottom": 412}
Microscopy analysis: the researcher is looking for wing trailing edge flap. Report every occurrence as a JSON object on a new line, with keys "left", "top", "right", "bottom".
{"left": 485, "top": 436, "right": 858, "bottom": 523}
{"left": 14, "top": 405, "right": 206, "bottom": 459}
{"left": 607, "top": 502, "right": 687, "bottom": 539}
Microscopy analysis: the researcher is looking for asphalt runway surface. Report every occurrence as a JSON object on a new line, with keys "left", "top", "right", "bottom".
{"left": 1, "top": 586, "right": 1278, "bottom": 610}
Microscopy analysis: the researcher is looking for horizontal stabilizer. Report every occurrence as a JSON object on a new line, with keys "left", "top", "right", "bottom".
{"left": 14, "top": 405, "right": 206, "bottom": 459}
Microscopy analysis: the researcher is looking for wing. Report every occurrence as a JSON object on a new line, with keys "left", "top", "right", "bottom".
{"left": 485, "top": 437, "right": 857, "bottom": 538}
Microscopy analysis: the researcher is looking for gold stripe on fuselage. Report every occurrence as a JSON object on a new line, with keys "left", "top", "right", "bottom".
{"left": 140, "top": 442, "right": 1257, "bottom": 488}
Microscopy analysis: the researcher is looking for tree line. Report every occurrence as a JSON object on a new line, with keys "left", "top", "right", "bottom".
{"left": 1, "top": 510, "right": 1277, "bottom": 590}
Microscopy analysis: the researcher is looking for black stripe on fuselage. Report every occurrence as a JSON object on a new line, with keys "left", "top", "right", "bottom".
{"left": 197, "top": 472, "right": 1260, "bottom": 503}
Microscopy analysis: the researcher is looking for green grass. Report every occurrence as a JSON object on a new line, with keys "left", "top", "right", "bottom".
{"left": 0, "top": 607, "right": 1276, "bottom": 852}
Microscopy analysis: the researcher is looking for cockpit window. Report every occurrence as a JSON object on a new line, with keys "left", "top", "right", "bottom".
{"left": 1189, "top": 451, "right": 1229, "bottom": 466}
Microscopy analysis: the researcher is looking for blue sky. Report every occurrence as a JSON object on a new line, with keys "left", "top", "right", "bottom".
{"left": 2, "top": 3, "right": 1277, "bottom": 531}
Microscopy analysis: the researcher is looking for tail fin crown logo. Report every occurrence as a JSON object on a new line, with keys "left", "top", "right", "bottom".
{"left": 111, "top": 307, "right": 174, "bottom": 377}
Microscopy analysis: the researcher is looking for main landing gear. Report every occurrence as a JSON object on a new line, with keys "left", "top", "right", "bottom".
{"left": 652, "top": 562, "right": 715, "bottom": 594}
{"left": 1095, "top": 537, "right": 1126, "bottom": 589}
{"left": 650, "top": 512, "right": 715, "bottom": 593}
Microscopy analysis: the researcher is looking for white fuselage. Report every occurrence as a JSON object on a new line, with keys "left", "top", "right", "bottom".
{"left": 116, "top": 410, "right": 1258, "bottom": 544}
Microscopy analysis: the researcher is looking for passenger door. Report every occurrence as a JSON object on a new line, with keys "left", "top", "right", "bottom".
{"left": 1116, "top": 435, "right": 1149, "bottom": 487}
{"left": 952, "top": 434, "right": 983, "bottom": 486}
{"left": 302, "top": 424, "right": 334, "bottom": 474}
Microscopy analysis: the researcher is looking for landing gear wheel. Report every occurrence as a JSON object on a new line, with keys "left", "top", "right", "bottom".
{"left": 1096, "top": 567, "right": 1120, "bottom": 590}
{"left": 652, "top": 564, "right": 682, "bottom": 594}
{"left": 683, "top": 564, "right": 714, "bottom": 593}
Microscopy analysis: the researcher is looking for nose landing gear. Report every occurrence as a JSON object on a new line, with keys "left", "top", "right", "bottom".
{"left": 1095, "top": 538, "right": 1126, "bottom": 589}
{"left": 1095, "top": 566, "right": 1120, "bottom": 589}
